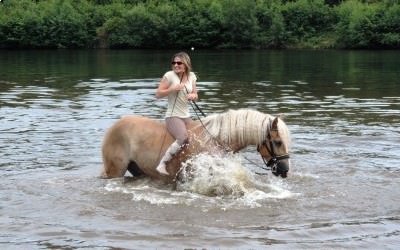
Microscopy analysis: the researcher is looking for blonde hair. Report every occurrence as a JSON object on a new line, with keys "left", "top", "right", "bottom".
{"left": 171, "top": 52, "right": 192, "bottom": 76}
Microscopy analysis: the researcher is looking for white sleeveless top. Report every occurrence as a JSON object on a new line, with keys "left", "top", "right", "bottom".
{"left": 163, "top": 71, "right": 197, "bottom": 118}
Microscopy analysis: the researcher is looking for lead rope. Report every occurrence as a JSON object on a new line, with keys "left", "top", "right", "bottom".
{"left": 173, "top": 82, "right": 234, "bottom": 182}
{"left": 184, "top": 87, "right": 230, "bottom": 152}
{"left": 182, "top": 86, "right": 271, "bottom": 175}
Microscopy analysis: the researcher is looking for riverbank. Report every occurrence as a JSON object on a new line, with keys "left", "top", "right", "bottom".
{"left": 1, "top": 0, "right": 399, "bottom": 50}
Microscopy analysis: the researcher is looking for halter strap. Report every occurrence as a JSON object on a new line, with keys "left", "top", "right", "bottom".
{"left": 257, "top": 119, "right": 290, "bottom": 172}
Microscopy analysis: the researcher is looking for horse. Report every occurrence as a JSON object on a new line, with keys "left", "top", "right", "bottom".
{"left": 101, "top": 109, "right": 291, "bottom": 183}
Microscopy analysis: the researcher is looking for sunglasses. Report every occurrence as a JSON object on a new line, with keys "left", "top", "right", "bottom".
{"left": 171, "top": 61, "right": 183, "bottom": 65}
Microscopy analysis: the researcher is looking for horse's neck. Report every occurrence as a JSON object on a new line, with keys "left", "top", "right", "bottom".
{"left": 196, "top": 110, "right": 271, "bottom": 152}
{"left": 230, "top": 123, "right": 262, "bottom": 150}
{"left": 214, "top": 119, "right": 264, "bottom": 152}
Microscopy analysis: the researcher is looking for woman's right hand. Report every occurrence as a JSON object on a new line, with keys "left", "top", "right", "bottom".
{"left": 156, "top": 79, "right": 185, "bottom": 98}
{"left": 171, "top": 83, "right": 185, "bottom": 92}
{"left": 156, "top": 78, "right": 184, "bottom": 98}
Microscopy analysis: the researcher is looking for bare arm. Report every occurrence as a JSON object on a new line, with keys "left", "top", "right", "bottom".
{"left": 187, "top": 80, "right": 198, "bottom": 101}
{"left": 155, "top": 77, "right": 184, "bottom": 99}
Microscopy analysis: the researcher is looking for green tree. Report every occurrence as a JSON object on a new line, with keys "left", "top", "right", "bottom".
{"left": 0, "top": 0, "right": 399, "bottom": 49}
{"left": 218, "top": 0, "right": 259, "bottom": 48}
{"left": 336, "top": 0, "right": 400, "bottom": 48}
{"left": 255, "top": 0, "right": 287, "bottom": 48}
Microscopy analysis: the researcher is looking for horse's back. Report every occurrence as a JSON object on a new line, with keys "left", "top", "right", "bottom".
{"left": 105, "top": 115, "right": 161, "bottom": 136}
{"left": 101, "top": 115, "right": 167, "bottom": 177}
{"left": 101, "top": 115, "right": 202, "bottom": 179}
{"left": 103, "top": 115, "right": 169, "bottom": 151}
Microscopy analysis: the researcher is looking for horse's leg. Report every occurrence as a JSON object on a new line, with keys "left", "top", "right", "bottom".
{"left": 127, "top": 161, "right": 144, "bottom": 177}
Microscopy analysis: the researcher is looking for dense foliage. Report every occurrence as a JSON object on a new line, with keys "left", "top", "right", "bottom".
{"left": 0, "top": 0, "right": 399, "bottom": 49}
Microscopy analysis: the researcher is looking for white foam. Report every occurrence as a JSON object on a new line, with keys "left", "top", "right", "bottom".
{"left": 177, "top": 153, "right": 253, "bottom": 196}
{"left": 103, "top": 153, "right": 298, "bottom": 208}
{"left": 177, "top": 153, "right": 299, "bottom": 206}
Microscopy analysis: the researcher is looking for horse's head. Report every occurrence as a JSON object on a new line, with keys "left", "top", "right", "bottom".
{"left": 257, "top": 116, "right": 290, "bottom": 178}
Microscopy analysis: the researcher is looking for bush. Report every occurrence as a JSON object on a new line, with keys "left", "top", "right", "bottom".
{"left": 379, "top": 2, "right": 400, "bottom": 48}
{"left": 336, "top": 0, "right": 400, "bottom": 48}
{"left": 0, "top": 0, "right": 94, "bottom": 48}
{"left": 217, "top": 0, "right": 258, "bottom": 48}
{"left": 282, "top": 0, "right": 337, "bottom": 40}
{"left": 255, "top": 1, "right": 288, "bottom": 48}
{"left": 167, "top": 0, "right": 224, "bottom": 48}
{"left": 0, "top": 0, "right": 399, "bottom": 49}
{"left": 0, "top": 0, "right": 38, "bottom": 47}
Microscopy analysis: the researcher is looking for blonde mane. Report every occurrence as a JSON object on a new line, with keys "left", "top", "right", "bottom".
{"left": 201, "top": 109, "right": 290, "bottom": 149}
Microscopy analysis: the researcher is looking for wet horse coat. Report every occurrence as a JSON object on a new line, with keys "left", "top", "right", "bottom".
{"left": 101, "top": 109, "right": 291, "bottom": 183}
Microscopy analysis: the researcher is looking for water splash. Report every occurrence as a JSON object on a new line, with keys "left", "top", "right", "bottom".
{"left": 176, "top": 153, "right": 298, "bottom": 207}
{"left": 102, "top": 153, "right": 296, "bottom": 208}
{"left": 177, "top": 153, "right": 254, "bottom": 197}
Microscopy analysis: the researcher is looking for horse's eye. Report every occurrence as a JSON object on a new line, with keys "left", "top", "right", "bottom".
{"left": 274, "top": 141, "right": 282, "bottom": 147}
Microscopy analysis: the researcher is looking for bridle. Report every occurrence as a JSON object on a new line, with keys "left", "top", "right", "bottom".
{"left": 257, "top": 128, "right": 290, "bottom": 175}
{"left": 183, "top": 101, "right": 290, "bottom": 176}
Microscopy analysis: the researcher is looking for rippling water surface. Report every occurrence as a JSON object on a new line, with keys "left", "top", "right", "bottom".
{"left": 0, "top": 50, "right": 399, "bottom": 249}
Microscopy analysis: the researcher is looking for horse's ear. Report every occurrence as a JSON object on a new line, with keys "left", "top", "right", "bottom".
{"left": 272, "top": 117, "right": 279, "bottom": 130}
{"left": 276, "top": 113, "right": 285, "bottom": 120}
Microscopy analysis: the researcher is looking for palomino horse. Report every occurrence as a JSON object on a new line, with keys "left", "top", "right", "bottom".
{"left": 101, "top": 109, "right": 291, "bottom": 183}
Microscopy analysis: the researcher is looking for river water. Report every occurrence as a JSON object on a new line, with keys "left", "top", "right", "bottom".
{"left": 0, "top": 50, "right": 399, "bottom": 249}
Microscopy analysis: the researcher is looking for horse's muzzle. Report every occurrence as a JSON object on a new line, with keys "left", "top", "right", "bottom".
{"left": 272, "top": 159, "right": 289, "bottom": 178}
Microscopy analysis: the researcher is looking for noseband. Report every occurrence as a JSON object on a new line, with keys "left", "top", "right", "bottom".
{"left": 257, "top": 130, "right": 290, "bottom": 174}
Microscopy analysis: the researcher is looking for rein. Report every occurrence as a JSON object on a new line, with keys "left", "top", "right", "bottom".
{"left": 257, "top": 125, "right": 290, "bottom": 175}
{"left": 258, "top": 139, "right": 290, "bottom": 173}
{"left": 187, "top": 100, "right": 285, "bottom": 175}
{"left": 190, "top": 99, "right": 206, "bottom": 117}
{"left": 166, "top": 76, "right": 289, "bottom": 176}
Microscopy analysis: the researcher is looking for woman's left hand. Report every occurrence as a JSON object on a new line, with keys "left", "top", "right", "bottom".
{"left": 187, "top": 93, "right": 198, "bottom": 101}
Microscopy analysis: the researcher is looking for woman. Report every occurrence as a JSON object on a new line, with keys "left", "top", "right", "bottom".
{"left": 155, "top": 52, "right": 198, "bottom": 175}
